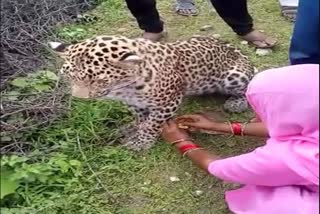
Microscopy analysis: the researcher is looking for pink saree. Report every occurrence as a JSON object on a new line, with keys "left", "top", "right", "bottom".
{"left": 208, "top": 64, "right": 319, "bottom": 214}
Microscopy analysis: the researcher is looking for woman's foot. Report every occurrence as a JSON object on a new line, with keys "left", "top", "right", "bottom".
{"left": 239, "top": 30, "right": 277, "bottom": 49}
{"left": 142, "top": 32, "right": 165, "bottom": 42}
{"left": 175, "top": 0, "right": 198, "bottom": 16}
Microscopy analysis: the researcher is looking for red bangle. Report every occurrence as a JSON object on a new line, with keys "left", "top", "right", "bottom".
{"left": 230, "top": 122, "right": 242, "bottom": 135}
{"left": 178, "top": 144, "right": 199, "bottom": 154}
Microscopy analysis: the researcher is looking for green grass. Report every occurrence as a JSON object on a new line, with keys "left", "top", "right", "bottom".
{"left": 1, "top": 0, "right": 292, "bottom": 213}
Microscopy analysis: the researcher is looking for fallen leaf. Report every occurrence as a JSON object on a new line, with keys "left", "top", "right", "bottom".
{"left": 0, "top": 170, "right": 18, "bottom": 199}
{"left": 11, "top": 77, "right": 29, "bottom": 88}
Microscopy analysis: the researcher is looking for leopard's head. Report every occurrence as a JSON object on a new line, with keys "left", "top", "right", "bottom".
{"left": 49, "top": 36, "right": 144, "bottom": 98}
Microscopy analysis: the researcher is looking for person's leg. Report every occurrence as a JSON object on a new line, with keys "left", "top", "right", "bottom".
{"left": 210, "top": 0, "right": 276, "bottom": 48}
{"left": 289, "top": 0, "right": 319, "bottom": 65}
{"left": 210, "top": 0, "right": 253, "bottom": 36}
{"left": 125, "top": 0, "right": 164, "bottom": 41}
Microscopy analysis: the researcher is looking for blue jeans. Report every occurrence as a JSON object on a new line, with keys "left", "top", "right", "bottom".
{"left": 289, "top": 0, "right": 319, "bottom": 65}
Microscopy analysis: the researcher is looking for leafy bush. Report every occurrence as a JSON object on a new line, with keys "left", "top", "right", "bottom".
{"left": 1, "top": 153, "right": 82, "bottom": 206}
{"left": 1, "top": 70, "right": 65, "bottom": 150}
{"left": 9, "top": 70, "right": 59, "bottom": 94}
{"left": 1, "top": 85, "right": 133, "bottom": 212}
{"left": 56, "top": 27, "right": 89, "bottom": 42}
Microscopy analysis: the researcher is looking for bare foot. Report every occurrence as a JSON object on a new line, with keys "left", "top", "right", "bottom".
{"left": 142, "top": 32, "right": 165, "bottom": 42}
{"left": 240, "top": 30, "right": 277, "bottom": 49}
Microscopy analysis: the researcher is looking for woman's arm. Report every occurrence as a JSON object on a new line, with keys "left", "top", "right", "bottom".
{"left": 210, "top": 122, "right": 268, "bottom": 137}
{"left": 175, "top": 141, "right": 219, "bottom": 172}
{"left": 177, "top": 114, "right": 269, "bottom": 138}
{"left": 161, "top": 120, "right": 305, "bottom": 186}
{"left": 161, "top": 120, "right": 220, "bottom": 172}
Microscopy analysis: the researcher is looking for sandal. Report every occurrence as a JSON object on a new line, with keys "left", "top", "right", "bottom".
{"left": 175, "top": 0, "right": 198, "bottom": 16}
{"left": 279, "top": 0, "right": 298, "bottom": 22}
{"left": 239, "top": 30, "right": 277, "bottom": 49}
{"left": 282, "top": 8, "right": 297, "bottom": 22}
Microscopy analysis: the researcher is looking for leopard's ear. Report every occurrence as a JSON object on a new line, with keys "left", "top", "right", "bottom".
{"left": 48, "top": 42, "right": 70, "bottom": 57}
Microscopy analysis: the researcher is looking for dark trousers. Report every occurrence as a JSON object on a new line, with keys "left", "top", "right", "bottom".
{"left": 125, "top": 0, "right": 163, "bottom": 33}
{"left": 289, "top": 0, "right": 319, "bottom": 65}
{"left": 125, "top": 0, "right": 253, "bottom": 35}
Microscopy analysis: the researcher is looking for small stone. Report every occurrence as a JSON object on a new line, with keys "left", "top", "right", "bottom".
{"left": 184, "top": 172, "right": 191, "bottom": 177}
{"left": 143, "top": 180, "right": 151, "bottom": 185}
{"left": 169, "top": 176, "right": 180, "bottom": 182}
{"left": 209, "top": 10, "right": 216, "bottom": 16}
{"left": 200, "top": 25, "right": 214, "bottom": 31}
{"left": 192, "top": 34, "right": 202, "bottom": 38}
{"left": 117, "top": 28, "right": 127, "bottom": 33}
{"left": 212, "top": 34, "right": 221, "bottom": 39}
{"left": 240, "top": 40, "right": 249, "bottom": 45}
{"left": 195, "top": 190, "right": 203, "bottom": 196}
{"left": 255, "top": 48, "right": 272, "bottom": 56}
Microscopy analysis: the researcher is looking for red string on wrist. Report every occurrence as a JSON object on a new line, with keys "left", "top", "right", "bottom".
{"left": 178, "top": 144, "right": 199, "bottom": 154}
{"left": 230, "top": 122, "right": 242, "bottom": 135}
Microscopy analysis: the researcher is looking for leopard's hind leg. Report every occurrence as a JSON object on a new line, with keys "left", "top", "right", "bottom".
{"left": 223, "top": 96, "right": 248, "bottom": 113}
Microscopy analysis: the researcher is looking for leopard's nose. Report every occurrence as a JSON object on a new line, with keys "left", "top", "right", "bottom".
{"left": 71, "top": 84, "right": 90, "bottom": 98}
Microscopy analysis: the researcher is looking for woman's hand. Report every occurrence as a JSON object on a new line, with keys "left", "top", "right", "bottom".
{"left": 176, "top": 114, "right": 217, "bottom": 131}
{"left": 162, "top": 119, "right": 220, "bottom": 173}
{"left": 161, "top": 120, "right": 191, "bottom": 145}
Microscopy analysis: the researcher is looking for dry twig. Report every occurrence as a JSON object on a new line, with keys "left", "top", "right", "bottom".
{"left": 76, "top": 134, "right": 116, "bottom": 203}
{"left": 0, "top": 0, "right": 97, "bottom": 153}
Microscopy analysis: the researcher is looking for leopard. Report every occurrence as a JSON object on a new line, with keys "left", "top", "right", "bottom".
{"left": 49, "top": 35, "right": 257, "bottom": 151}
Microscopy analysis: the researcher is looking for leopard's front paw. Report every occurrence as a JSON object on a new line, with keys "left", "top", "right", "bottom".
{"left": 121, "top": 134, "right": 154, "bottom": 151}
{"left": 119, "top": 122, "right": 138, "bottom": 137}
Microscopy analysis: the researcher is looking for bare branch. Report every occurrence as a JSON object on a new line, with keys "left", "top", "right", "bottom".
{"left": 0, "top": 0, "right": 97, "bottom": 153}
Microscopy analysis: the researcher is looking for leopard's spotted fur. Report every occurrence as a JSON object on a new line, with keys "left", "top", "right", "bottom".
{"left": 50, "top": 35, "right": 256, "bottom": 151}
